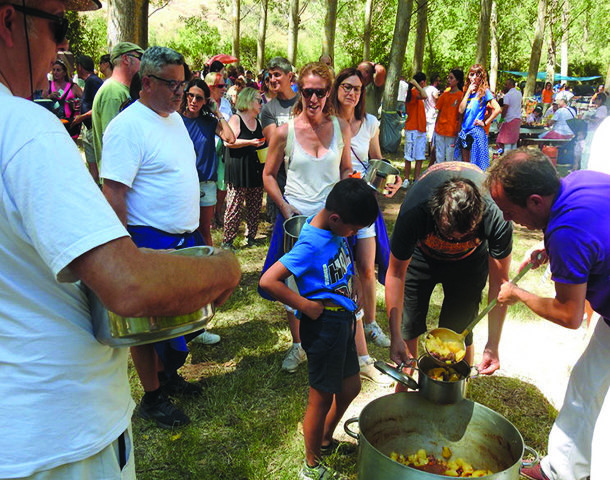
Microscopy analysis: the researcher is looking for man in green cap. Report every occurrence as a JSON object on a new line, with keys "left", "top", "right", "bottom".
{"left": 91, "top": 41, "right": 143, "bottom": 183}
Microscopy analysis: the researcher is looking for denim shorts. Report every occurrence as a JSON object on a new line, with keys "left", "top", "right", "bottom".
{"left": 300, "top": 309, "right": 359, "bottom": 393}
{"left": 199, "top": 181, "right": 217, "bottom": 207}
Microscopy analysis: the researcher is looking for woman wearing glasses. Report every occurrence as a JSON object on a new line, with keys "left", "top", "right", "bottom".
{"left": 222, "top": 88, "right": 267, "bottom": 249}
{"left": 328, "top": 67, "right": 400, "bottom": 385}
{"left": 180, "top": 78, "right": 235, "bottom": 246}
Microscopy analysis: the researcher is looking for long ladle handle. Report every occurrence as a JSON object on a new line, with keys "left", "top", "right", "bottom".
{"left": 460, "top": 260, "right": 536, "bottom": 338}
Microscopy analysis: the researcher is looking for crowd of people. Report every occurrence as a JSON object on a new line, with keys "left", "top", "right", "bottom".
{"left": 1, "top": 1, "right": 609, "bottom": 479}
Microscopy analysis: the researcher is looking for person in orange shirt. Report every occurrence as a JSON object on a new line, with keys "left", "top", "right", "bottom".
{"left": 404, "top": 72, "right": 428, "bottom": 185}
{"left": 434, "top": 69, "right": 464, "bottom": 163}
{"left": 541, "top": 82, "right": 554, "bottom": 114}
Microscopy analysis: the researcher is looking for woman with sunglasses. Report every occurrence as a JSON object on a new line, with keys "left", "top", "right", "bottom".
{"left": 260, "top": 63, "right": 351, "bottom": 371}
{"left": 454, "top": 64, "right": 501, "bottom": 170}
{"left": 45, "top": 59, "right": 83, "bottom": 140}
{"left": 222, "top": 88, "right": 267, "bottom": 249}
{"left": 328, "top": 67, "right": 401, "bottom": 385}
{"left": 180, "top": 78, "right": 235, "bottom": 246}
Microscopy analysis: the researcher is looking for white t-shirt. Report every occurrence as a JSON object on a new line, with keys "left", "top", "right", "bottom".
{"left": 0, "top": 83, "right": 132, "bottom": 477}
{"left": 550, "top": 107, "right": 576, "bottom": 136}
{"left": 502, "top": 87, "right": 523, "bottom": 122}
{"left": 350, "top": 114, "right": 380, "bottom": 175}
{"left": 424, "top": 85, "right": 440, "bottom": 123}
{"left": 397, "top": 80, "right": 408, "bottom": 102}
{"left": 101, "top": 101, "right": 200, "bottom": 233}
{"left": 588, "top": 116, "right": 610, "bottom": 175}
{"left": 555, "top": 89, "right": 574, "bottom": 103}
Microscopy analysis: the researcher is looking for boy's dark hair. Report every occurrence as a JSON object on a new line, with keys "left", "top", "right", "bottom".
{"left": 429, "top": 178, "right": 484, "bottom": 235}
{"left": 325, "top": 178, "right": 378, "bottom": 227}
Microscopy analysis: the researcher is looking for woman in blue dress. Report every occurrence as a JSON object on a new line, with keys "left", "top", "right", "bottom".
{"left": 454, "top": 64, "right": 501, "bottom": 171}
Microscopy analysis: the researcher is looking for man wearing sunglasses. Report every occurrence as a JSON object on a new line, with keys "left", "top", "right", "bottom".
{"left": 102, "top": 46, "right": 211, "bottom": 430}
{"left": 91, "top": 41, "right": 144, "bottom": 183}
{"left": 385, "top": 162, "right": 512, "bottom": 379}
{"left": 0, "top": 2, "right": 240, "bottom": 478}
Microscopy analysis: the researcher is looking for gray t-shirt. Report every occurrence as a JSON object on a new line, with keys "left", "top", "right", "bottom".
{"left": 260, "top": 95, "right": 298, "bottom": 130}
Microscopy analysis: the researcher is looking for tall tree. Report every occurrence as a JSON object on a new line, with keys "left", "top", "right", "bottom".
{"left": 232, "top": 0, "right": 240, "bottom": 62}
{"left": 545, "top": 0, "right": 557, "bottom": 84}
{"left": 411, "top": 0, "right": 427, "bottom": 75}
{"left": 488, "top": 0, "right": 498, "bottom": 92}
{"left": 256, "top": 0, "right": 269, "bottom": 72}
{"left": 323, "top": 0, "right": 338, "bottom": 65}
{"left": 288, "top": 0, "right": 299, "bottom": 66}
{"left": 382, "top": 0, "right": 414, "bottom": 112}
{"left": 524, "top": 0, "right": 547, "bottom": 99}
{"left": 363, "top": 0, "right": 374, "bottom": 61}
{"left": 560, "top": 0, "right": 569, "bottom": 78}
{"left": 107, "top": 0, "right": 149, "bottom": 49}
{"left": 605, "top": 63, "right": 610, "bottom": 92}
{"left": 475, "top": 0, "right": 492, "bottom": 68}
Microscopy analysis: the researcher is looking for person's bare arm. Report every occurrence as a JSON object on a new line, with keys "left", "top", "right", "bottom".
{"left": 482, "top": 98, "right": 502, "bottom": 127}
{"left": 262, "top": 124, "right": 300, "bottom": 218}
{"left": 410, "top": 79, "right": 427, "bottom": 100}
{"left": 102, "top": 179, "right": 129, "bottom": 225}
{"left": 498, "top": 280, "right": 586, "bottom": 330}
{"left": 71, "top": 109, "right": 92, "bottom": 126}
{"left": 337, "top": 117, "right": 353, "bottom": 179}
{"left": 385, "top": 253, "right": 411, "bottom": 365}
{"left": 373, "top": 64, "right": 386, "bottom": 87}
{"left": 459, "top": 83, "right": 476, "bottom": 114}
{"left": 477, "top": 254, "right": 511, "bottom": 375}
{"left": 70, "top": 237, "right": 241, "bottom": 317}
{"left": 259, "top": 262, "right": 324, "bottom": 319}
{"left": 216, "top": 115, "right": 236, "bottom": 144}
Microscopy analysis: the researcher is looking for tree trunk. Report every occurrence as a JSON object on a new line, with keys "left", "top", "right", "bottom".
{"left": 524, "top": 0, "right": 547, "bottom": 99}
{"left": 475, "top": 0, "right": 492, "bottom": 68}
{"left": 256, "top": 0, "right": 268, "bottom": 71}
{"left": 488, "top": 0, "right": 498, "bottom": 92}
{"left": 107, "top": 0, "right": 149, "bottom": 49}
{"left": 545, "top": 0, "right": 557, "bottom": 84}
{"left": 381, "top": 0, "right": 414, "bottom": 111}
{"left": 560, "top": 0, "right": 569, "bottom": 79}
{"left": 232, "top": 0, "right": 240, "bottom": 62}
{"left": 411, "top": 0, "right": 427, "bottom": 75}
{"left": 363, "top": 0, "right": 373, "bottom": 61}
{"left": 605, "top": 63, "right": 610, "bottom": 92}
{"left": 322, "top": 0, "right": 338, "bottom": 66}
{"left": 288, "top": 0, "right": 299, "bottom": 66}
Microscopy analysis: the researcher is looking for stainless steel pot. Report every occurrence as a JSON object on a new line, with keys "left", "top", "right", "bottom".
{"left": 363, "top": 159, "right": 400, "bottom": 194}
{"left": 283, "top": 215, "right": 307, "bottom": 253}
{"left": 345, "top": 392, "right": 538, "bottom": 479}
{"left": 88, "top": 246, "right": 216, "bottom": 347}
{"left": 375, "top": 355, "right": 476, "bottom": 405}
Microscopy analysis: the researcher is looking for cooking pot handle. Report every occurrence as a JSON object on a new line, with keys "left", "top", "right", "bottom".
{"left": 344, "top": 417, "right": 359, "bottom": 440}
{"left": 468, "top": 365, "right": 480, "bottom": 380}
{"left": 521, "top": 445, "right": 540, "bottom": 468}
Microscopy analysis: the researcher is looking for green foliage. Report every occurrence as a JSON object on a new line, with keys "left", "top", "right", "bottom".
{"left": 166, "top": 16, "right": 222, "bottom": 69}
{"left": 66, "top": 11, "right": 107, "bottom": 60}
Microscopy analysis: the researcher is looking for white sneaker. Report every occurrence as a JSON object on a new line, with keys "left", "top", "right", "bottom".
{"left": 401, "top": 179, "right": 410, "bottom": 190}
{"left": 191, "top": 330, "right": 221, "bottom": 345}
{"left": 298, "top": 461, "right": 347, "bottom": 480}
{"left": 281, "top": 344, "right": 306, "bottom": 373}
{"left": 359, "top": 358, "right": 394, "bottom": 386}
{"left": 363, "top": 321, "right": 391, "bottom": 347}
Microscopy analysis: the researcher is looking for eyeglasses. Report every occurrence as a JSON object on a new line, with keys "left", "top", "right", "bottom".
{"left": 214, "top": 83, "right": 227, "bottom": 89}
{"left": 186, "top": 92, "right": 205, "bottom": 102}
{"left": 11, "top": 4, "right": 69, "bottom": 45}
{"left": 301, "top": 88, "right": 328, "bottom": 100}
{"left": 147, "top": 74, "right": 188, "bottom": 93}
{"left": 126, "top": 53, "right": 142, "bottom": 61}
{"left": 340, "top": 83, "right": 362, "bottom": 94}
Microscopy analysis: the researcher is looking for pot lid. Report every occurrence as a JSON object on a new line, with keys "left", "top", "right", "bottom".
{"left": 374, "top": 361, "right": 419, "bottom": 390}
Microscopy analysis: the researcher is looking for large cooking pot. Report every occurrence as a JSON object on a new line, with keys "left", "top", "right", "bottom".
{"left": 88, "top": 246, "right": 216, "bottom": 347}
{"left": 283, "top": 215, "right": 308, "bottom": 253}
{"left": 363, "top": 159, "right": 400, "bottom": 194}
{"left": 345, "top": 392, "right": 538, "bottom": 479}
{"left": 376, "top": 355, "right": 476, "bottom": 405}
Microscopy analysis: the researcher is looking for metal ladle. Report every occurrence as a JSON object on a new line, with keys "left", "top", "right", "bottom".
{"left": 424, "top": 259, "right": 537, "bottom": 367}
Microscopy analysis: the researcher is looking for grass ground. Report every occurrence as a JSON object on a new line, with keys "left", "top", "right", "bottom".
{"left": 130, "top": 156, "right": 558, "bottom": 479}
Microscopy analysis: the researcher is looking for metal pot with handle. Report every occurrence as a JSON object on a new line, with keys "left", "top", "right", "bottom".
{"left": 344, "top": 392, "right": 539, "bottom": 479}
{"left": 375, "top": 355, "right": 477, "bottom": 405}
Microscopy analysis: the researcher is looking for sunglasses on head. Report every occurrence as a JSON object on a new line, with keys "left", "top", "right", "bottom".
{"left": 186, "top": 92, "right": 205, "bottom": 102}
{"left": 11, "top": 4, "right": 69, "bottom": 45}
{"left": 301, "top": 88, "right": 328, "bottom": 100}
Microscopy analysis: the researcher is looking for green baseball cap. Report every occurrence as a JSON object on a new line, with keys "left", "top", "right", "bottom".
{"left": 110, "top": 42, "right": 144, "bottom": 63}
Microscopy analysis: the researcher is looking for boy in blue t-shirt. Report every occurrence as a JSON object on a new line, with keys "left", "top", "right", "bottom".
{"left": 260, "top": 178, "right": 378, "bottom": 480}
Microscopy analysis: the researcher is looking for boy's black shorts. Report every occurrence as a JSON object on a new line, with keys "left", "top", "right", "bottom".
{"left": 300, "top": 309, "right": 359, "bottom": 394}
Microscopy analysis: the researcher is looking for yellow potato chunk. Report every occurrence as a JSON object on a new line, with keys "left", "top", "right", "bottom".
{"left": 442, "top": 446, "right": 452, "bottom": 458}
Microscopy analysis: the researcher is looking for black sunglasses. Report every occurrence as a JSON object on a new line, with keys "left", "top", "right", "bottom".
{"left": 11, "top": 4, "right": 69, "bottom": 45}
{"left": 301, "top": 88, "right": 328, "bottom": 100}
{"left": 147, "top": 74, "right": 188, "bottom": 92}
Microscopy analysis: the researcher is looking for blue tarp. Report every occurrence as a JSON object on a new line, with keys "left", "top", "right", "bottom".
{"left": 501, "top": 71, "right": 602, "bottom": 82}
